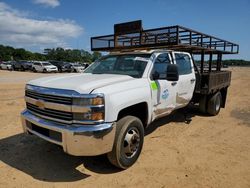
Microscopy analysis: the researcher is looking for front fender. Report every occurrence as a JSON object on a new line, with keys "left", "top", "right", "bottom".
{"left": 93, "top": 79, "right": 152, "bottom": 124}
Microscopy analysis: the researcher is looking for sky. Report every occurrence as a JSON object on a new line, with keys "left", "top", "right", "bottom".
{"left": 0, "top": 0, "right": 249, "bottom": 60}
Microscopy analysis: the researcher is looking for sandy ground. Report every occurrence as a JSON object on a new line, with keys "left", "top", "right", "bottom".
{"left": 0, "top": 68, "right": 250, "bottom": 188}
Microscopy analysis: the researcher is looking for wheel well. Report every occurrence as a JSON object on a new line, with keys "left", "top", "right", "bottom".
{"left": 117, "top": 102, "right": 148, "bottom": 127}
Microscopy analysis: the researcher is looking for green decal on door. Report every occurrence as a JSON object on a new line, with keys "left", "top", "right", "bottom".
{"left": 151, "top": 81, "right": 158, "bottom": 90}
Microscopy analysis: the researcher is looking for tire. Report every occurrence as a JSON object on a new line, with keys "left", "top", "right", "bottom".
{"left": 21, "top": 66, "right": 25, "bottom": 71}
{"left": 107, "top": 116, "right": 144, "bottom": 169}
{"left": 207, "top": 92, "right": 222, "bottom": 116}
{"left": 43, "top": 69, "right": 47, "bottom": 73}
{"left": 32, "top": 68, "right": 37, "bottom": 72}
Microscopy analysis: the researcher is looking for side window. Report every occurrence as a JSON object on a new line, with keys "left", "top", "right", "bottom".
{"left": 152, "top": 53, "right": 171, "bottom": 79}
{"left": 175, "top": 53, "right": 192, "bottom": 75}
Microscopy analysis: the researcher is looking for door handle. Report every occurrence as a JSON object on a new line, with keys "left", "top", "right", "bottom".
{"left": 171, "top": 81, "right": 177, "bottom": 86}
{"left": 190, "top": 78, "right": 196, "bottom": 83}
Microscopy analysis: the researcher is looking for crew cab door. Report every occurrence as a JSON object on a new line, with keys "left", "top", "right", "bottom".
{"left": 150, "top": 53, "right": 177, "bottom": 119}
{"left": 173, "top": 52, "right": 196, "bottom": 108}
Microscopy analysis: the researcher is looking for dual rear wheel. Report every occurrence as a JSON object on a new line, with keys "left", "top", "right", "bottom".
{"left": 199, "top": 91, "right": 222, "bottom": 116}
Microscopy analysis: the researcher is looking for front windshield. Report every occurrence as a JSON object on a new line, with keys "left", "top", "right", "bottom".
{"left": 84, "top": 54, "right": 150, "bottom": 78}
{"left": 42, "top": 62, "right": 51, "bottom": 66}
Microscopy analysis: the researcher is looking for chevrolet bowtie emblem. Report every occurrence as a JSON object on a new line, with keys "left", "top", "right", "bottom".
{"left": 36, "top": 99, "right": 45, "bottom": 109}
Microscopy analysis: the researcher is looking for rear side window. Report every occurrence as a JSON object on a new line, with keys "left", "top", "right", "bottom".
{"left": 175, "top": 53, "right": 192, "bottom": 75}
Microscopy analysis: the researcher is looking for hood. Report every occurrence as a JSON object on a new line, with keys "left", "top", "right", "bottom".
{"left": 28, "top": 73, "right": 134, "bottom": 94}
{"left": 75, "top": 66, "right": 84, "bottom": 69}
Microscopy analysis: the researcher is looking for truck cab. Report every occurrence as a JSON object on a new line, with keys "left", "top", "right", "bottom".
{"left": 21, "top": 21, "right": 238, "bottom": 169}
{"left": 85, "top": 50, "right": 196, "bottom": 123}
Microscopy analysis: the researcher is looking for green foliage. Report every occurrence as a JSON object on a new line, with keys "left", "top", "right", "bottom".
{"left": 45, "top": 47, "right": 100, "bottom": 63}
{"left": 0, "top": 44, "right": 47, "bottom": 61}
{"left": 1, "top": 44, "right": 249, "bottom": 66}
{"left": 92, "top": 51, "right": 102, "bottom": 62}
{"left": 222, "top": 59, "right": 250, "bottom": 66}
{"left": 0, "top": 44, "right": 102, "bottom": 63}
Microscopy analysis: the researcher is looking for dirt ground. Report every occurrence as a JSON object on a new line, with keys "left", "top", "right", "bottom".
{"left": 0, "top": 68, "right": 250, "bottom": 188}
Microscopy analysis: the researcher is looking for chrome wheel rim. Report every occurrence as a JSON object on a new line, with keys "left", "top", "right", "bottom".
{"left": 123, "top": 127, "right": 140, "bottom": 158}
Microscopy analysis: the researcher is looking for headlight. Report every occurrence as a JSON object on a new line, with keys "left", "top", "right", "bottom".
{"left": 73, "top": 94, "right": 105, "bottom": 122}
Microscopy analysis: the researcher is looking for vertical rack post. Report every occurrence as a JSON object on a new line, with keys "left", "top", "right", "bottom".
{"left": 209, "top": 52, "right": 213, "bottom": 72}
{"left": 189, "top": 31, "right": 192, "bottom": 45}
{"left": 216, "top": 53, "right": 222, "bottom": 71}
{"left": 176, "top": 26, "right": 179, "bottom": 45}
{"left": 201, "top": 51, "right": 205, "bottom": 74}
{"left": 140, "top": 30, "right": 143, "bottom": 45}
{"left": 114, "top": 34, "right": 118, "bottom": 48}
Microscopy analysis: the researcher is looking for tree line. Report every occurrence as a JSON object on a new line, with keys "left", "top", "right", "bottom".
{"left": 221, "top": 59, "right": 250, "bottom": 66}
{"left": 0, "top": 45, "right": 102, "bottom": 63}
{"left": 1, "top": 44, "right": 250, "bottom": 66}
{"left": 195, "top": 59, "right": 250, "bottom": 66}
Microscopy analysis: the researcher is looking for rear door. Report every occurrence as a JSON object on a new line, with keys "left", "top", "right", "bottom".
{"left": 150, "top": 53, "right": 177, "bottom": 119}
{"left": 173, "top": 52, "right": 196, "bottom": 108}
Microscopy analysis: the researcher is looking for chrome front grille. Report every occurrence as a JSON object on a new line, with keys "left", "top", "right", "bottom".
{"left": 26, "top": 103, "right": 73, "bottom": 121}
{"left": 25, "top": 85, "right": 105, "bottom": 124}
{"left": 25, "top": 90, "right": 72, "bottom": 105}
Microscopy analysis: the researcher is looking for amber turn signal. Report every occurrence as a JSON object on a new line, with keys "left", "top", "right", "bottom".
{"left": 91, "top": 112, "right": 104, "bottom": 121}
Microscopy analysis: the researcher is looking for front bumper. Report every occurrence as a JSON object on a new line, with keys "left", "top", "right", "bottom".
{"left": 46, "top": 69, "right": 58, "bottom": 72}
{"left": 21, "top": 110, "right": 116, "bottom": 156}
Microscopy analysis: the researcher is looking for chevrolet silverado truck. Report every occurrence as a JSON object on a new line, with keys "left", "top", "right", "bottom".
{"left": 21, "top": 21, "right": 239, "bottom": 169}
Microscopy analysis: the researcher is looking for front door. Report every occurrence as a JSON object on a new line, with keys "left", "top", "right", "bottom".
{"left": 150, "top": 53, "right": 177, "bottom": 119}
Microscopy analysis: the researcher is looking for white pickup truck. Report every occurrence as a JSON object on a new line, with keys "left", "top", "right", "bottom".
{"left": 21, "top": 22, "right": 238, "bottom": 169}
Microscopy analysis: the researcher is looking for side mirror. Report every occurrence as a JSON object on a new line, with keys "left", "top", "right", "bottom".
{"left": 166, "top": 64, "right": 179, "bottom": 81}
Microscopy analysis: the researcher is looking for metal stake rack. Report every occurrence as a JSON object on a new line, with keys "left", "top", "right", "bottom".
{"left": 91, "top": 20, "right": 239, "bottom": 74}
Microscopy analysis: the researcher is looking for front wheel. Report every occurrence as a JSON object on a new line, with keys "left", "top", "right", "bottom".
{"left": 207, "top": 92, "right": 222, "bottom": 116}
{"left": 107, "top": 116, "right": 144, "bottom": 169}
